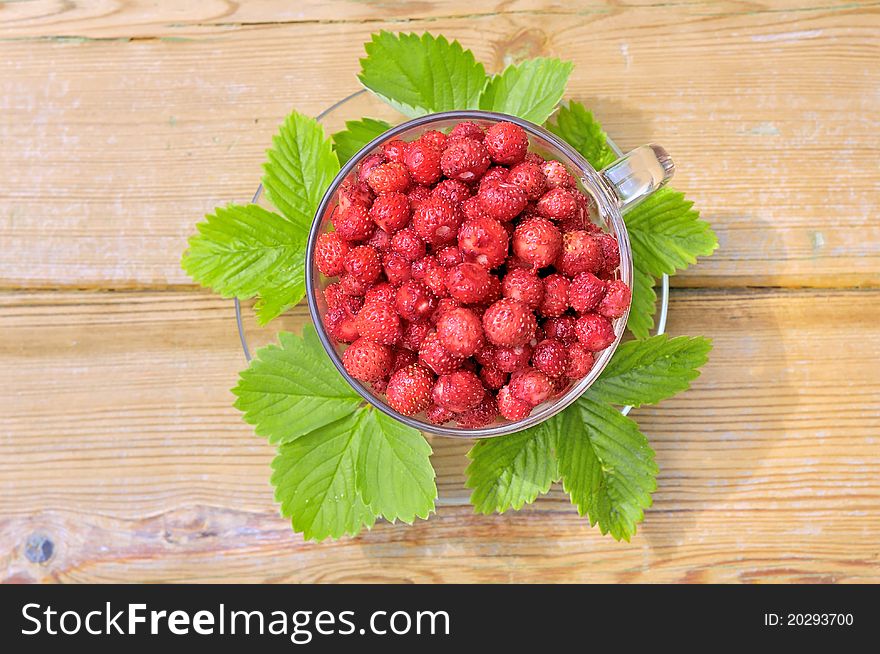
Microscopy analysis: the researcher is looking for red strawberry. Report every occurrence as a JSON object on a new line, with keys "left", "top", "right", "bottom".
{"left": 493, "top": 343, "right": 533, "bottom": 372}
{"left": 568, "top": 272, "right": 607, "bottom": 313}
{"left": 390, "top": 227, "right": 426, "bottom": 261}
{"left": 403, "top": 140, "right": 442, "bottom": 185}
{"left": 407, "top": 184, "right": 433, "bottom": 209}
{"left": 382, "top": 139, "right": 409, "bottom": 163}
{"left": 532, "top": 339, "right": 569, "bottom": 378}
{"left": 458, "top": 216, "right": 509, "bottom": 269}
{"left": 366, "top": 161, "right": 411, "bottom": 195}
{"left": 440, "top": 137, "right": 491, "bottom": 182}
{"left": 435, "top": 245, "right": 463, "bottom": 268}
{"left": 597, "top": 279, "right": 631, "bottom": 318}
{"left": 509, "top": 368, "right": 554, "bottom": 406}
{"left": 333, "top": 204, "right": 375, "bottom": 242}
{"left": 595, "top": 233, "right": 621, "bottom": 272}
{"left": 364, "top": 281, "right": 396, "bottom": 305}
{"left": 436, "top": 307, "right": 484, "bottom": 357}
{"left": 324, "top": 305, "right": 359, "bottom": 344}
{"left": 365, "top": 227, "right": 391, "bottom": 252}
{"left": 575, "top": 313, "right": 616, "bottom": 351}
{"left": 371, "top": 378, "right": 389, "bottom": 394}
{"left": 539, "top": 274, "right": 569, "bottom": 317}
{"left": 355, "top": 301, "right": 402, "bottom": 345}
{"left": 411, "top": 255, "right": 448, "bottom": 298}
{"left": 431, "top": 297, "right": 461, "bottom": 324}
{"left": 461, "top": 195, "right": 492, "bottom": 222}
{"left": 537, "top": 187, "right": 577, "bottom": 220}
{"left": 386, "top": 363, "right": 434, "bottom": 415}
{"left": 401, "top": 319, "right": 432, "bottom": 351}
{"left": 566, "top": 342, "right": 595, "bottom": 378}
{"left": 338, "top": 273, "right": 370, "bottom": 297}
{"left": 343, "top": 245, "right": 382, "bottom": 284}
{"left": 525, "top": 152, "right": 546, "bottom": 165}
{"left": 391, "top": 347, "right": 418, "bottom": 373}
{"left": 501, "top": 268, "right": 544, "bottom": 309}
{"left": 482, "top": 299, "right": 536, "bottom": 348}
{"left": 420, "top": 130, "right": 448, "bottom": 151}
{"left": 418, "top": 331, "right": 464, "bottom": 375}
{"left": 395, "top": 279, "right": 438, "bottom": 322}
{"left": 382, "top": 252, "right": 412, "bottom": 286}
{"left": 337, "top": 178, "right": 373, "bottom": 212}
{"left": 555, "top": 230, "right": 605, "bottom": 276}
{"left": 543, "top": 315, "right": 578, "bottom": 346}
{"left": 358, "top": 153, "right": 385, "bottom": 185}
{"left": 432, "top": 370, "right": 484, "bottom": 412}
{"left": 315, "top": 232, "right": 351, "bottom": 277}
{"left": 432, "top": 178, "right": 471, "bottom": 205}
{"left": 412, "top": 196, "right": 462, "bottom": 247}
{"left": 449, "top": 121, "right": 485, "bottom": 141}
{"left": 473, "top": 345, "right": 496, "bottom": 367}
{"left": 496, "top": 385, "right": 532, "bottom": 421}
{"left": 512, "top": 217, "right": 562, "bottom": 269}
{"left": 508, "top": 161, "right": 546, "bottom": 200}
{"left": 479, "top": 365, "right": 508, "bottom": 390}
{"left": 369, "top": 192, "right": 410, "bottom": 233}
{"left": 342, "top": 338, "right": 392, "bottom": 382}
{"left": 484, "top": 121, "right": 529, "bottom": 165}
{"left": 445, "top": 262, "right": 493, "bottom": 304}
{"left": 456, "top": 394, "right": 499, "bottom": 428}
{"left": 477, "top": 180, "right": 528, "bottom": 222}
{"left": 542, "top": 160, "right": 576, "bottom": 189}
{"left": 425, "top": 403, "right": 454, "bottom": 425}
{"left": 479, "top": 165, "right": 510, "bottom": 189}
{"left": 324, "top": 283, "right": 362, "bottom": 313}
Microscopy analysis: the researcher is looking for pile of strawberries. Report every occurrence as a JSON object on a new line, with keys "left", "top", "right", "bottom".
{"left": 315, "top": 120, "right": 631, "bottom": 428}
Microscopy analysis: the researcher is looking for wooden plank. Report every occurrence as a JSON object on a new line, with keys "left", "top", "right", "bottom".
{"left": 1, "top": 288, "right": 878, "bottom": 582}
{"left": 1, "top": 2, "right": 879, "bottom": 289}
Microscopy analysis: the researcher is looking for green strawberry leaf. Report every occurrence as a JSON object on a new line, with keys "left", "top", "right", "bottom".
{"left": 480, "top": 57, "right": 573, "bottom": 125}
{"left": 627, "top": 265, "right": 658, "bottom": 340}
{"left": 332, "top": 118, "right": 392, "bottom": 165}
{"left": 357, "top": 409, "right": 437, "bottom": 523}
{"left": 358, "top": 32, "right": 488, "bottom": 117}
{"left": 232, "top": 325, "right": 363, "bottom": 444}
{"left": 272, "top": 410, "right": 375, "bottom": 541}
{"left": 587, "top": 334, "right": 712, "bottom": 408}
{"left": 546, "top": 101, "right": 618, "bottom": 169}
{"left": 465, "top": 423, "right": 558, "bottom": 514}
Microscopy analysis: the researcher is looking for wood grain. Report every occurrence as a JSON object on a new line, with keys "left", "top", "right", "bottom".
{"left": 2, "top": 1, "right": 879, "bottom": 289}
{"left": 2, "top": 289, "right": 878, "bottom": 583}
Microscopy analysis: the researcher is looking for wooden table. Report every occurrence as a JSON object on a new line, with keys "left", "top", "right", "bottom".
{"left": 2, "top": 1, "right": 878, "bottom": 584}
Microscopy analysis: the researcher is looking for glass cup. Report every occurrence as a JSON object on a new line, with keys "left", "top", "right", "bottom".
{"left": 305, "top": 109, "right": 673, "bottom": 438}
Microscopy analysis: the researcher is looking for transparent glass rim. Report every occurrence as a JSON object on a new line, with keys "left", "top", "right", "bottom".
{"left": 235, "top": 91, "right": 669, "bottom": 434}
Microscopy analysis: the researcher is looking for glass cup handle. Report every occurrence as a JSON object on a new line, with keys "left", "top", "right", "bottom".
{"left": 600, "top": 144, "right": 674, "bottom": 212}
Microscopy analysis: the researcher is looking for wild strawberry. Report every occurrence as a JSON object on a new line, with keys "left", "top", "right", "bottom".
{"left": 456, "top": 394, "right": 499, "bottom": 428}
{"left": 555, "top": 230, "right": 605, "bottom": 276}
{"left": 568, "top": 272, "right": 607, "bottom": 313}
{"left": 575, "top": 313, "right": 616, "bottom": 351}
{"left": 395, "top": 279, "right": 438, "bottom": 322}
{"left": 543, "top": 316, "right": 578, "bottom": 346}
{"left": 501, "top": 268, "right": 544, "bottom": 309}
{"left": 425, "top": 403, "right": 454, "bottom": 425}
{"left": 412, "top": 196, "right": 462, "bottom": 247}
{"left": 484, "top": 121, "right": 529, "bottom": 165}
{"left": 493, "top": 343, "right": 532, "bottom": 372}
{"left": 371, "top": 378, "right": 389, "bottom": 394}
{"left": 482, "top": 299, "right": 536, "bottom": 348}
{"left": 479, "top": 365, "right": 508, "bottom": 389}
{"left": 477, "top": 181, "right": 528, "bottom": 222}
{"left": 337, "top": 178, "right": 373, "bottom": 212}
{"left": 446, "top": 262, "right": 493, "bottom": 304}
{"left": 432, "top": 179, "right": 471, "bottom": 205}
{"left": 566, "top": 342, "right": 595, "bottom": 378}
{"left": 432, "top": 370, "right": 484, "bottom": 413}
{"left": 381, "top": 139, "right": 407, "bottom": 162}
{"left": 532, "top": 339, "right": 569, "bottom": 378}
{"left": 382, "top": 252, "right": 412, "bottom": 286}
{"left": 333, "top": 204, "right": 375, "bottom": 242}
{"left": 436, "top": 307, "right": 484, "bottom": 357}
{"left": 597, "top": 279, "right": 631, "bottom": 319}
{"left": 461, "top": 195, "right": 491, "bottom": 222}
{"left": 542, "top": 160, "right": 576, "bottom": 189}
{"left": 364, "top": 281, "right": 396, "bottom": 305}
{"left": 367, "top": 161, "right": 411, "bottom": 195}
{"left": 531, "top": 323, "right": 545, "bottom": 345}
{"left": 512, "top": 217, "right": 562, "bottom": 269}
{"left": 338, "top": 273, "right": 370, "bottom": 297}
{"left": 343, "top": 245, "right": 382, "bottom": 284}
{"left": 411, "top": 255, "right": 448, "bottom": 297}
{"left": 407, "top": 184, "right": 433, "bottom": 209}
{"left": 496, "top": 385, "right": 531, "bottom": 421}
{"left": 595, "top": 233, "right": 621, "bottom": 272}
{"left": 420, "top": 129, "right": 448, "bottom": 151}
{"left": 391, "top": 347, "right": 418, "bottom": 373}
{"left": 479, "top": 165, "right": 510, "bottom": 189}
{"left": 539, "top": 274, "right": 569, "bottom": 317}
{"left": 440, "top": 137, "right": 491, "bottom": 182}
{"left": 315, "top": 232, "right": 351, "bottom": 277}
{"left": 390, "top": 228, "right": 426, "bottom": 261}
{"left": 355, "top": 301, "right": 402, "bottom": 345}
{"left": 366, "top": 227, "right": 391, "bottom": 252}
{"left": 458, "top": 216, "right": 509, "bottom": 269}
{"left": 436, "top": 245, "right": 463, "bottom": 268}
{"left": 385, "top": 363, "right": 434, "bottom": 415}
{"left": 403, "top": 141, "right": 442, "bottom": 185}
{"left": 508, "top": 161, "right": 546, "bottom": 200}
{"left": 369, "top": 192, "right": 410, "bottom": 233}
{"left": 450, "top": 121, "right": 485, "bottom": 141}
{"left": 537, "top": 187, "right": 577, "bottom": 221}
{"left": 401, "top": 319, "right": 431, "bottom": 351}
{"left": 431, "top": 297, "right": 461, "bottom": 324}
{"left": 342, "top": 338, "right": 392, "bottom": 382}
{"left": 324, "top": 283, "right": 362, "bottom": 313}
{"left": 418, "top": 331, "right": 463, "bottom": 375}
{"left": 324, "top": 306, "right": 359, "bottom": 344}
{"left": 483, "top": 274, "right": 502, "bottom": 305}
{"left": 509, "top": 368, "right": 554, "bottom": 406}
{"left": 358, "top": 153, "right": 385, "bottom": 185}
{"left": 525, "top": 152, "right": 546, "bottom": 165}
